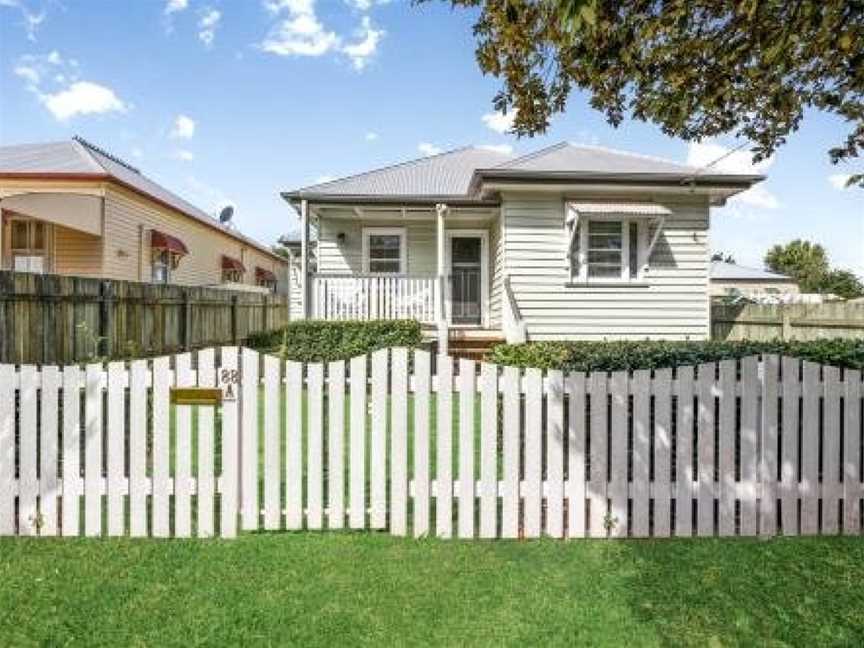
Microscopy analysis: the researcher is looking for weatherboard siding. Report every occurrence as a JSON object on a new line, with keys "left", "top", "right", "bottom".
{"left": 502, "top": 193, "right": 711, "bottom": 341}
{"left": 53, "top": 225, "right": 103, "bottom": 278}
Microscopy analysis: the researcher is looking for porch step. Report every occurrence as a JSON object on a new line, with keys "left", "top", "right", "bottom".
{"left": 428, "top": 330, "right": 506, "bottom": 361}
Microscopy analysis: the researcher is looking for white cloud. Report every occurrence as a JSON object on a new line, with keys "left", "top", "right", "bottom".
{"left": 828, "top": 174, "right": 853, "bottom": 190}
{"left": 170, "top": 114, "right": 196, "bottom": 139}
{"left": 198, "top": 8, "right": 221, "bottom": 46}
{"left": 481, "top": 110, "right": 515, "bottom": 134}
{"left": 41, "top": 81, "right": 128, "bottom": 121}
{"left": 478, "top": 144, "right": 513, "bottom": 155}
{"left": 13, "top": 64, "right": 40, "bottom": 86}
{"left": 173, "top": 149, "right": 195, "bottom": 161}
{"left": 418, "top": 142, "right": 441, "bottom": 156}
{"left": 687, "top": 141, "right": 778, "bottom": 209}
{"left": 340, "top": 16, "right": 384, "bottom": 70}
{"left": 165, "top": 0, "right": 188, "bottom": 14}
{"left": 365, "top": 131, "right": 378, "bottom": 141}
{"left": 344, "top": 1, "right": 391, "bottom": 11}
{"left": 0, "top": 0, "right": 45, "bottom": 41}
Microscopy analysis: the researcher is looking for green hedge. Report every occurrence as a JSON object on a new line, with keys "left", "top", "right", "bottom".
{"left": 247, "top": 320, "right": 424, "bottom": 363}
{"left": 488, "top": 339, "right": 864, "bottom": 372}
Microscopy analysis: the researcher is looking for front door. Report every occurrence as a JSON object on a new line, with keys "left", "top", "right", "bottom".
{"left": 449, "top": 235, "right": 484, "bottom": 326}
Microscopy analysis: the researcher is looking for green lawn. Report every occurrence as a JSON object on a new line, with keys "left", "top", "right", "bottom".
{"left": 1, "top": 534, "right": 863, "bottom": 647}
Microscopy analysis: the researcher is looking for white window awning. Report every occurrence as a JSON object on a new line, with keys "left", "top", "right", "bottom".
{"left": 1, "top": 192, "right": 102, "bottom": 237}
{"left": 566, "top": 201, "right": 672, "bottom": 217}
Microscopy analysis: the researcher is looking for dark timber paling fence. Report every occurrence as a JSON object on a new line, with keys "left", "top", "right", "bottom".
{"left": 0, "top": 271, "right": 292, "bottom": 365}
{"left": 712, "top": 302, "right": 864, "bottom": 341}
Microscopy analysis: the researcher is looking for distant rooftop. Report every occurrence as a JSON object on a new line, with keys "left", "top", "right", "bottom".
{"left": 710, "top": 261, "right": 796, "bottom": 282}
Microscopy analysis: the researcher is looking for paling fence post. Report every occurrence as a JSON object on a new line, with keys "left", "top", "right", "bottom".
{"left": 566, "top": 372, "right": 587, "bottom": 539}
{"left": 436, "top": 354, "right": 453, "bottom": 538}
{"left": 545, "top": 369, "right": 564, "bottom": 538}
{"left": 106, "top": 361, "right": 126, "bottom": 537}
{"left": 652, "top": 368, "right": 672, "bottom": 538}
{"left": 220, "top": 347, "right": 240, "bottom": 538}
{"left": 675, "top": 366, "right": 695, "bottom": 538}
{"left": 822, "top": 365, "right": 841, "bottom": 535}
{"left": 264, "top": 354, "right": 282, "bottom": 531}
{"left": 370, "top": 350, "right": 388, "bottom": 530}
{"left": 843, "top": 369, "right": 862, "bottom": 535}
{"left": 631, "top": 369, "right": 650, "bottom": 538}
{"left": 588, "top": 372, "right": 609, "bottom": 538}
{"left": 285, "top": 360, "right": 304, "bottom": 530}
{"left": 240, "top": 348, "right": 260, "bottom": 531}
{"left": 523, "top": 368, "right": 542, "bottom": 538}
{"left": 801, "top": 361, "right": 820, "bottom": 535}
{"left": 608, "top": 371, "right": 628, "bottom": 538}
{"left": 19, "top": 365, "right": 38, "bottom": 537}
{"left": 174, "top": 353, "right": 193, "bottom": 538}
{"left": 84, "top": 363, "right": 103, "bottom": 537}
{"left": 350, "top": 354, "right": 368, "bottom": 530}
{"left": 129, "top": 360, "right": 148, "bottom": 537}
{"left": 501, "top": 366, "right": 520, "bottom": 539}
{"left": 740, "top": 356, "right": 759, "bottom": 536}
{"left": 780, "top": 357, "right": 801, "bottom": 536}
{"left": 696, "top": 362, "right": 715, "bottom": 537}
{"left": 40, "top": 365, "right": 60, "bottom": 537}
{"left": 197, "top": 349, "right": 216, "bottom": 538}
{"left": 328, "top": 359, "right": 346, "bottom": 531}
{"left": 413, "top": 350, "right": 431, "bottom": 537}
{"left": 457, "top": 358, "right": 476, "bottom": 539}
{"left": 61, "top": 365, "right": 81, "bottom": 537}
{"left": 479, "top": 362, "right": 498, "bottom": 539}
{"left": 152, "top": 356, "right": 171, "bottom": 538}
{"left": 307, "top": 362, "right": 324, "bottom": 530}
{"left": 1, "top": 365, "right": 17, "bottom": 535}
{"left": 390, "top": 349, "right": 408, "bottom": 536}
{"left": 718, "top": 359, "right": 736, "bottom": 537}
{"left": 759, "top": 355, "right": 780, "bottom": 536}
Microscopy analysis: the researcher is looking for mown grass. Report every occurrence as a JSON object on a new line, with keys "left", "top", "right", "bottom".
{"left": 1, "top": 534, "right": 863, "bottom": 647}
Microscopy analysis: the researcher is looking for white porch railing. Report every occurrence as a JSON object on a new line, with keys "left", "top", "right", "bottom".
{"left": 311, "top": 274, "right": 438, "bottom": 323}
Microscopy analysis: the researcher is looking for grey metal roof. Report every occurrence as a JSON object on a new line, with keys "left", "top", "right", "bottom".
{"left": 288, "top": 146, "right": 513, "bottom": 198}
{"left": 0, "top": 138, "right": 284, "bottom": 261}
{"left": 710, "top": 261, "right": 795, "bottom": 282}
{"left": 492, "top": 142, "right": 702, "bottom": 175}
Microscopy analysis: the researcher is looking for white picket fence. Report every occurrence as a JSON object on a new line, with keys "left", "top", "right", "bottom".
{"left": 1, "top": 348, "right": 862, "bottom": 540}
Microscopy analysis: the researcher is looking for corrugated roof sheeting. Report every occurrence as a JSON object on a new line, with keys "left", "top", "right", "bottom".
{"left": 710, "top": 261, "right": 794, "bottom": 281}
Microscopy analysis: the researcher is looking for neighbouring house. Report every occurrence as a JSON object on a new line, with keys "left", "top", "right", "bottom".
{"left": 0, "top": 137, "right": 290, "bottom": 293}
{"left": 282, "top": 142, "right": 762, "bottom": 350}
{"left": 710, "top": 261, "right": 800, "bottom": 299}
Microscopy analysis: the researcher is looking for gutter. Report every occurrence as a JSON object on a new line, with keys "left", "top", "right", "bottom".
{"left": 280, "top": 191, "right": 500, "bottom": 209}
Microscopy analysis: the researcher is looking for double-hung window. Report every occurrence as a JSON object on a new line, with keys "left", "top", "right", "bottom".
{"left": 152, "top": 250, "right": 171, "bottom": 283}
{"left": 363, "top": 227, "right": 406, "bottom": 274}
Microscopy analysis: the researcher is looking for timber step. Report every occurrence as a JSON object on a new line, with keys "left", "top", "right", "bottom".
{"left": 428, "top": 330, "right": 506, "bottom": 361}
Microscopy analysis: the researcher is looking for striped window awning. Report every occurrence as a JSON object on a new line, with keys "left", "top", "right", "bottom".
{"left": 151, "top": 230, "right": 189, "bottom": 256}
{"left": 221, "top": 255, "right": 246, "bottom": 272}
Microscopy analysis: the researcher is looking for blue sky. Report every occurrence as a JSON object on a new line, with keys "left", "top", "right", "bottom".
{"left": 1, "top": 0, "right": 862, "bottom": 275}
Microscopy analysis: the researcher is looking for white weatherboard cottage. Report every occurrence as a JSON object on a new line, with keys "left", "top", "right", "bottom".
{"left": 282, "top": 143, "right": 762, "bottom": 352}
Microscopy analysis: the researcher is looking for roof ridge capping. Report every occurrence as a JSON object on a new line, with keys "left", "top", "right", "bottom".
{"left": 73, "top": 135, "right": 141, "bottom": 175}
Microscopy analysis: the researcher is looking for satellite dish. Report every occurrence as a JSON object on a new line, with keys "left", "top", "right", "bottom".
{"left": 219, "top": 205, "right": 235, "bottom": 224}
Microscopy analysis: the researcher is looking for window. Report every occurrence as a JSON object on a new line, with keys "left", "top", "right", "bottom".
{"left": 363, "top": 228, "right": 405, "bottom": 274}
{"left": 568, "top": 217, "right": 644, "bottom": 282}
{"left": 9, "top": 218, "right": 48, "bottom": 274}
{"left": 223, "top": 269, "right": 243, "bottom": 283}
{"left": 152, "top": 249, "right": 170, "bottom": 283}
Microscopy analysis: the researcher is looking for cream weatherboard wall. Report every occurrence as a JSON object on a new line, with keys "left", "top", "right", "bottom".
{"left": 53, "top": 225, "right": 103, "bottom": 277}
{"left": 501, "top": 192, "right": 711, "bottom": 341}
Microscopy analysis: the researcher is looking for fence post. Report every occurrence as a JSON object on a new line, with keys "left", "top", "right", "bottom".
{"left": 262, "top": 295, "right": 270, "bottom": 332}
{"left": 231, "top": 295, "right": 239, "bottom": 344}
{"left": 100, "top": 280, "right": 114, "bottom": 359}
{"left": 182, "top": 289, "right": 192, "bottom": 351}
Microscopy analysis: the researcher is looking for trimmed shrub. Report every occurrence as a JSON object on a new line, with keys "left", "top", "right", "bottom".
{"left": 247, "top": 319, "right": 424, "bottom": 363}
{"left": 488, "top": 339, "right": 864, "bottom": 372}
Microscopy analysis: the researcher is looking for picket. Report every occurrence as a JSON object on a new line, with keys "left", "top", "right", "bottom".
{"left": 457, "top": 358, "right": 476, "bottom": 539}
{"left": 413, "top": 350, "right": 431, "bottom": 537}
{"left": 328, "top": 360, "right": 346, "bottom": 530}
{"left": 264, "top": 354, "right": 281, "bottom": 530}
{"left": 501, "top": 365, "right": 520, "bottom": 539}
{"left": 436, "top": 354, "right": 454, "bottom": 538}
{"left": 39, "top": 365, "right": 60, "bottom": 536}
{"left": 241, "top": 349, "right": 259, "bottom": 531}
{"left": 106, "top": 361, "right": 126, "bottom": 537}
{"left": 129, "top": 360, "right": 148, "bottom": 537}
{"left": 0, "top": 348, "right": 856, "bottom": 542}
{"left": 391, "top": 349, "right": 408, "bottom": 536}
{"left": 349, "top": 355, "right": 367, "bottom": 530}
{"left": 175, "top": 353, "right": 193, "bottom": 538}
{"left": 307, "top": 362, "right": 324, "bottom": 530}
{"left": 843, "top": 369, "right": 862, "bottom": 535}
{"left": 84, "top": 363, "right": 103, "bottom": 537}
{"left": 197, "top": 349, "right": 216, "bottom": 538}
{"left": 370, "top": 349, "right": 387, "bottom": 530}
{"left": 546, "top": 370, "right": 565, "bottom": 538}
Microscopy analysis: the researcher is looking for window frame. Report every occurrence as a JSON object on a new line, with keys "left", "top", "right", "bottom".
{"left": 567, "top": 214, "right": 647, "bottom": 283}
{"left": 151, "top": 249, "right": 171, "bottom": 284}
{"left": 362, "top": 227, "right": 407, "bottom": 275}
{"left": 8, "top": 217, "right": 50, "bottom": 274}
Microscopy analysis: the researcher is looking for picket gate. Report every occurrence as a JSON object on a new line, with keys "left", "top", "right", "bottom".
{"left": 0, "top": 347, "right": 862, "bottom": 540}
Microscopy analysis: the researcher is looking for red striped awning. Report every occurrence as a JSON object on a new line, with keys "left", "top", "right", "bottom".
{"left": 255, "top": 266, "right": 276, "bottom": 282}
{"left": 222, "top": 255, "right": 246, "bottom": 272}
{"left": 150, "top": 230, "right": 189, "bottom": 256}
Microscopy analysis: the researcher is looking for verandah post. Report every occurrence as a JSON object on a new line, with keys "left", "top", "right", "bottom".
{"left": 435, "top": 202, "right": 448, "bottom": 356}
